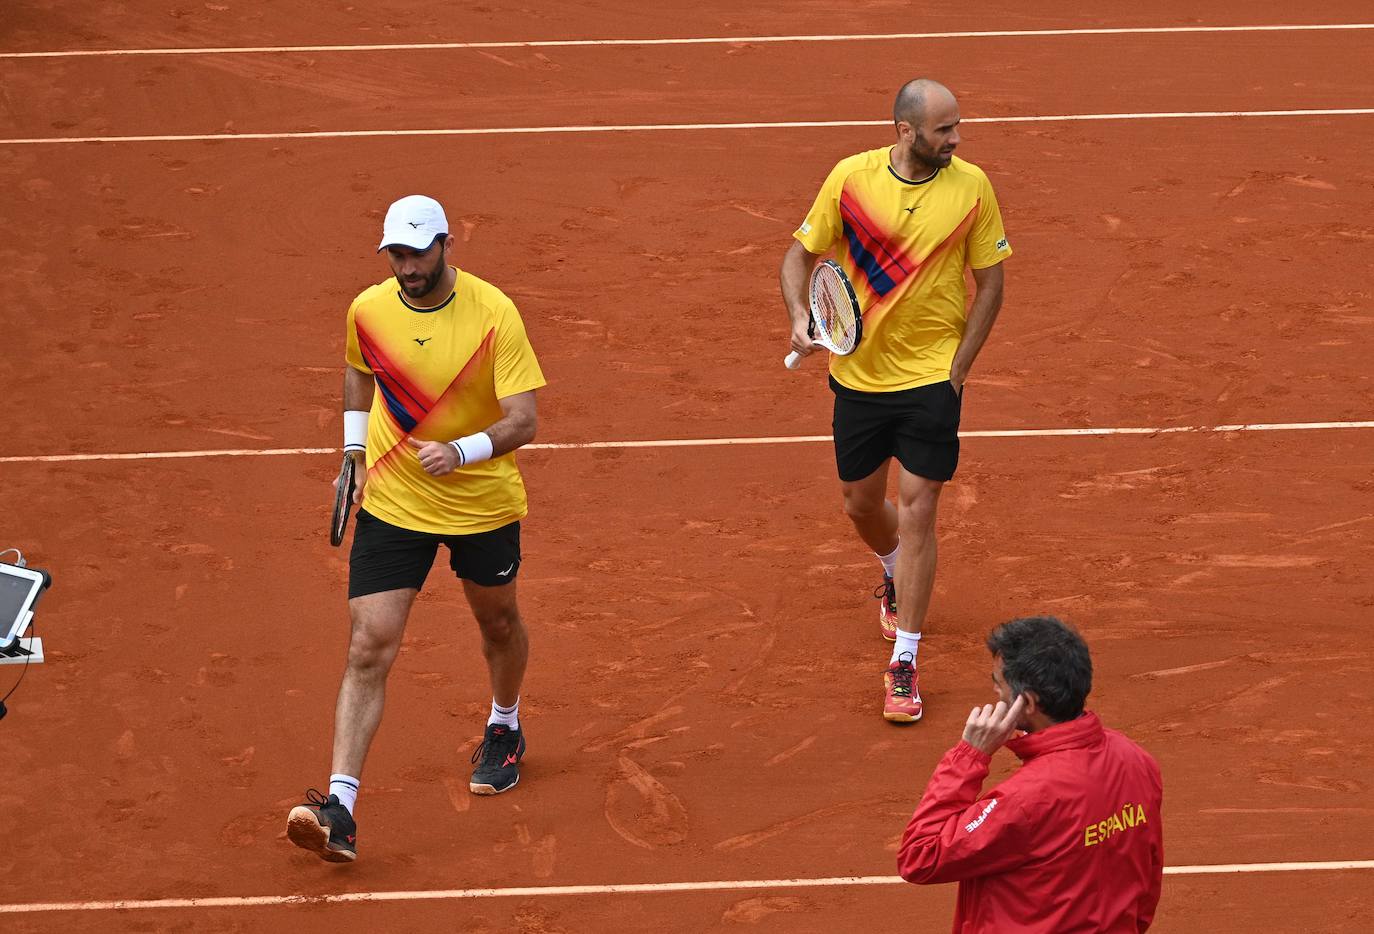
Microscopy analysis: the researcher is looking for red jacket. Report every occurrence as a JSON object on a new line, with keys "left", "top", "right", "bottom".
{"left": 898, "top": 712, "right": 1163, "bottom": 933}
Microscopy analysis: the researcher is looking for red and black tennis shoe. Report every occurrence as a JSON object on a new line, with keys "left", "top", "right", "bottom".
{"left": 470, "top": 723, "right": 526, "bottom": 795}
{"left": 875, "top": 575, "right": 899, "bottom": 641}
{"left": 883, "top": 652, "right": 922, "bottom": 723}
{"left": 286, "top": 789, "right": 357, "bottom": 862}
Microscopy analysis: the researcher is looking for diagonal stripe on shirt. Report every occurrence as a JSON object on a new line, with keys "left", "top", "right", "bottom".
{"left": 413, "top": 327, "right": 497, "bottom": 435}
{"left": 368, "top": 327, "right": 497, "bottom": 478}
{"left": 356, "top": 321, "right": 436, "bottom": 433}
{"left": 862, "top": 201, "right": 981, "bottom": 333}
{"left": 839, "top": 191, "right": 916, "bottom": 297}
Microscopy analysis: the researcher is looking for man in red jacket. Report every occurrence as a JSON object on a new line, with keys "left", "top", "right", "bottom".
{"left": 898, "top": 616, "right": 1164, "bottom": 932}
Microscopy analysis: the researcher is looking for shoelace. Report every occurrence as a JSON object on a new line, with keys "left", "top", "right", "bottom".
{"left": 889, "top": 662, "right": 915, "bottom": 698}
{"left": 471, "top": 727, "right": 515, "bottom": 767}
{"left": 873, "top": 578, "right": 897, "bottom": 609}
{"left": 303, "top": 787, "right": 329, "bottom": 807}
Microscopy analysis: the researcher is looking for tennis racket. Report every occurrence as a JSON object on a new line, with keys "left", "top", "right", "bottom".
{"left": 784, "top": 259, "right": 863, "bottom": 369}
{"left": 329, "top": 453, "right": 358, "bottom": 547}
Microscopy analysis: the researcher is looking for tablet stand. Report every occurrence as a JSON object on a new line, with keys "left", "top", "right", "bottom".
{"left": 0, "top": 612, "right": 42, "bottom": 665}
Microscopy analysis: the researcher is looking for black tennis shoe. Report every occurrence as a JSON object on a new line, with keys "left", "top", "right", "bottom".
{"left": 470, "top": 723, "right": 526, "bottom": 795}
{"left": 286, "top": 789, "right": 357, "bottom": 862}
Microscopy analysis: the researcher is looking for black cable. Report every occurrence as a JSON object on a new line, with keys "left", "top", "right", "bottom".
{"left": 0, "top": 615, "right": 37, "bottom": 720}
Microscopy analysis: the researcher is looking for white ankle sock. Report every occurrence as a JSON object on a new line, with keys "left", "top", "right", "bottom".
{"left": 488, "top": 698, "right": 520, "bottom": 730}
{"left": 329, "top": 774, "right": 360, "bottom": 815}
{"left": 876, "top": 543, "right": 900, "bottom": 578}
{"left": 891, "top": 630, "right": 921, "bottom": 666}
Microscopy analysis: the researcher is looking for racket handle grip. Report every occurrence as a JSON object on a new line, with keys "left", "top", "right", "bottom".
{"left": 784, "top": 351, "right": 802, "bottom": 370}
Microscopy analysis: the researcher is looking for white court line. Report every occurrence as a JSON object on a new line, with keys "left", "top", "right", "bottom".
{"left": 3, "top": 108, "right": 1373, "bottom": 146}
{"left": 1, "top": 420, "right": 1371, "bottom": 465}
{"left": 2, "top": 861, "right": 1371, "bottom": 914}
{"left": 2, "top": 22, "right": 1372, "bottom": 59}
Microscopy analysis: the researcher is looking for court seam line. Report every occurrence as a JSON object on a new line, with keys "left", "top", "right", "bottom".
{"left": 4, "top": 108, "right": 1372, "bottom": 146}
{"left": 3, "top": 860, "right": 1372, "bottom": 914}
{"left": 1, "top": 420, "right": 1371, "bottom": 464}
{"left": 3, "top": 22, "right": 1372, "bottom": 58}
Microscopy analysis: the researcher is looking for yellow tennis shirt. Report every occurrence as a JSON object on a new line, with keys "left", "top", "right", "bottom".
{"left": 344, "top": 267, "right": 546, "bottom": 535}
{"left": 794, "top": 148, "right": 1011, "bottom": 392}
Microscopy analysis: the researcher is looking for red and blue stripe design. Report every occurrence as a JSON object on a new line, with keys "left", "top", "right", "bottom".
{"left": 355, "top": 323, "right": 436, "bottom": 434}
{"left": 839, "top": 191, "right": 916, "bottom": 298}
{"left": 839, "top": 189, "right": 982, "bottom": 312}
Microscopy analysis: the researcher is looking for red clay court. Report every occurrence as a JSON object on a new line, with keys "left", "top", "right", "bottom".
{"left": 2, "top": 2, "right": 1373, "bottom": 931}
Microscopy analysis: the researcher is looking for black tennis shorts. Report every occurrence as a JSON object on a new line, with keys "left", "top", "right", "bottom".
{"left": 348, "top": 510, "right": 522, "bottom": 598}
{"left": 831, "top": 376, "right": 962, "bottom": 483}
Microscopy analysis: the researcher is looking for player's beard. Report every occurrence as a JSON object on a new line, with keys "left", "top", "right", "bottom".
{"left": 399, "top": 250, "right": 447, "bottom": 299}
{"left": 907, "top": 133, "right": 954, "bottom": 173}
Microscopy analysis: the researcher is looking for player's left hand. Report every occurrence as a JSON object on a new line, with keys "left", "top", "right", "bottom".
{"left": 407, "top": 436, "right": 461, "bottom": 476}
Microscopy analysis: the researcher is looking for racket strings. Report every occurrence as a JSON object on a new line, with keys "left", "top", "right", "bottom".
{"left": 813, "top": 268, "right": 859, "bottom": 352}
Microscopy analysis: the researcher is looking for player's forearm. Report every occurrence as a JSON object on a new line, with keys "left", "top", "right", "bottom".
{"left": 950, "top": 269, "right": 1004, "bottom": 383}
{"left": 480, "top": 391, "right": 538, "bottom": 458}
{"left": 481, "top": 412, "right": 536, "bottom": 457}
{"left": 780, "top": 240, "right": 818, "bottom": 326}
{"left": 343, "top": 367, "right": 376, "bottom": 412}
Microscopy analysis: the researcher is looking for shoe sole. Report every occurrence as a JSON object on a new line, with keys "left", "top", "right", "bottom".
{"left": 286, "top": 806, "right": 356, "bottom": 863}
{"left": 884, "top": 709, "right": 923, "bottom": 723}
{"left": 469, "top": 772, "right": 520, "bottom": 796}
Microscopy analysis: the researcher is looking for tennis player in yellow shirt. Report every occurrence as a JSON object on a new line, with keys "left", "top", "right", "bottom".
{"left": 287, "top": 195, "right": 547, "bottom": 862}
{"left": 780, "top": 80, "right": 1011, "bottom": 723}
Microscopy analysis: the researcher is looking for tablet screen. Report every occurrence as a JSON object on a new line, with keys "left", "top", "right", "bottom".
{"left": 0, "top": 569, "right": 40, "bottom": 643}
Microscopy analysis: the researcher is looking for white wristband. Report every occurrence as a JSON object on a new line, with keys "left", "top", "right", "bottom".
{"left": 343, "top": 410, "right": 369, "bottom": 452}
{"left": 448, "top": 432, "right": 494, "bottom": 467}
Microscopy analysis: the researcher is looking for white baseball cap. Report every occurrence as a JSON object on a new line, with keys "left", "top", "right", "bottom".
{"left": 377, "top": 195, "right": 449, "bottom": 252}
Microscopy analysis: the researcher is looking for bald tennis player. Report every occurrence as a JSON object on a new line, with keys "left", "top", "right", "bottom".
{"left": 780, "top": 79, "right": 1012, "bottom": 722}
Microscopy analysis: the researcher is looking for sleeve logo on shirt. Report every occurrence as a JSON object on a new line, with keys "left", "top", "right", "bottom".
{"left": 995, "top": 237, "right": 1009, "bottom": 252}
{"left": 798, "top": 221, "right": 812, "bottom": 235}
{"left": 1083, "top": 802, "right": 1148, "bottom": 846}
{"left": 964, "top": 798, "right": 998, "bottom": 833}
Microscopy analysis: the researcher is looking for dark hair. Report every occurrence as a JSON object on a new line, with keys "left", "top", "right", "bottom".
{"left": 986, "top": 616, "right": 1092, "bottom": 722}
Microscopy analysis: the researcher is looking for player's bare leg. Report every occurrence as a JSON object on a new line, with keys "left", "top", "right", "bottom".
{"left": 894, "top": 468, "right": 943, "bottom": 640}
{"left": 287, "top": 586, "right": 415, "bottom": 862}
{"left": 464, "top": 579, "right": 529, "bottom": 707}
{"left": 841, "top": 461, "right": 902, "bottom": 639}
{"left": 840, "top": 459, "right": 900, "bottom": 556}
{"left": 881, "top": 469, "right": 943, "bottom": 722}
{"left": 464, "top": 579, "right": 529, "bottom": 794}
{"left": 331, "top": 587, "right": 417, "bottom": 776}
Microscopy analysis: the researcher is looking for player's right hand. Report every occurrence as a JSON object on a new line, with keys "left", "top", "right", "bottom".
{"left": 789, "top": 318, "right": 815, "bottom": 357}
{"left": 333, "top": 452, "right": 367, "bottom": 505}
{"left": 351, "top": 461, "right": 367, "bottom": 504}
